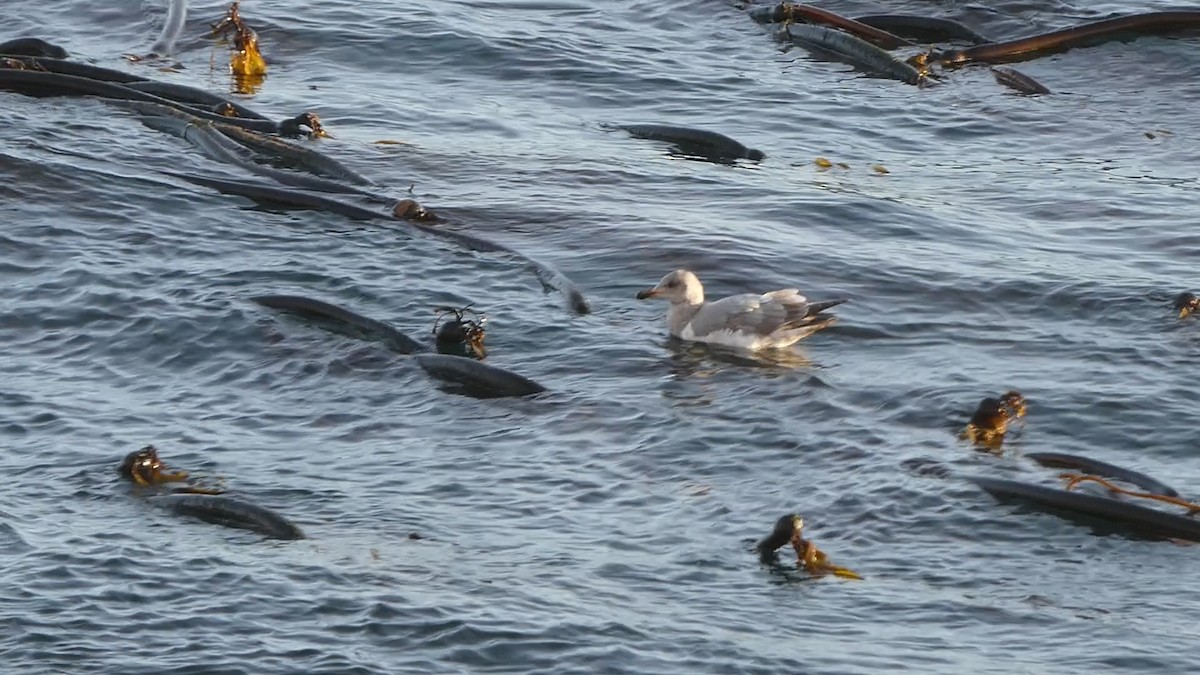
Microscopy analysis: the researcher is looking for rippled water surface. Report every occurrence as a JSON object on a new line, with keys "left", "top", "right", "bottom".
{"left": 3, "top": 0, "right": 1200, "bottom": 672}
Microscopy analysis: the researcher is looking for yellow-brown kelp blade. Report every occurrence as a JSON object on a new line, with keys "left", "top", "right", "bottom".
{"left": 829, "top": 566, "right": 864, "bottom": 580}
{"left": 211, "top": 1, "right": 268, "bottom": 94}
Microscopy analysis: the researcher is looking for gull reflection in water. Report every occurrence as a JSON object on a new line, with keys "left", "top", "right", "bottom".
{"left": 657, "top": 338, "right": 817, "bottom": 408}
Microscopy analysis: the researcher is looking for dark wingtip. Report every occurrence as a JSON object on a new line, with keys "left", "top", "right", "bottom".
{"left": 806, "top": 298, "right": 849, "bottom": 316}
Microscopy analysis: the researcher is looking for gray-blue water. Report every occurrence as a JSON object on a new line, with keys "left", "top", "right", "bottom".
{"left": 2, "top": 0, "right": 1199, "bottom": 672}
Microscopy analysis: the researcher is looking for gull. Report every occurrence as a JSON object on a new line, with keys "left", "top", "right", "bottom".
{"left": 635, "top": 269, "right": 846, "bottom": 350}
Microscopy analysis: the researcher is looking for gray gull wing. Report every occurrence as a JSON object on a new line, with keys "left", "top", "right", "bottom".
{"left": 684, "top": 290, "right": 816, "bottom": 339}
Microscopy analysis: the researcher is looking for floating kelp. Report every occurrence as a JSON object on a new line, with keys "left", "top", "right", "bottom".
{"left": 135, "top": 112, "right": 372, "bottom": 197}
{"left": 1060, "top": 473, "right": 1200, "bottom": 515}
{"left": 106, "top": 96, "right": 324, "bottom": 138}
{"left": 251, "top": 296, "right": 531, "bottom": 396}
{"left": 756, "top": 514, "right": 861, "bottom": 579}
{"left": 936, "top": 11, "right": 1200, "bottom": 66}
{"left": 210, "top": 1, "right": 268, "bottom": 94}
{"left": 392, "top": 198, "right": 439, "bottom": 223}
{"left": 969, "top": 475, "right": 1200, "bottom": 543}
{"left": 404, "top": 219, "right": 591, "bottom": 315}
{"left": 118, "top": 445, "right": 303, "bottom": 540}
{"left": 779, "top": 23, "right": 925, "bottom": 85}
{"left": 431, "top": 305, "right": 488, "bottom": 359}
{"left": 158, "top": 167, "right": 588, "bottom": 314}
{"left": 1025, "top": 452, "right": 1179, "bottom": 497}
{"left": 0, "top": 37, "right": 69, "bottom": 59}
{"left": 991, "top": 66, "right": 1051, "bottom": 95}
{"left": 776, "top": 3, "right": 913, "bottom": 49}
{"left": 150, "top": 493, "right": 306, "bottom": 540}
{"left": 0, "top": 54, "right": 145, "bottom": 83}
{"left": 0, "top": 67, "right": 320, "bottom": 136}
{"left": 216, "top": 124, "right": 374, "bottom": 184}
{"left": 412, "top": 353, "right": 546, "bottom": 399}
{"left": 1174, "top": 292, "right": 1197, "bottom": 319}
{"left": 853, "top": 14, "right": 992, "bottom": 45}
{"left": 119, "top": 445, "right": 191, "bottom": 488}
{"left": 607, "top": 123, "right": 765, "bottom": 162}
{"left": 162, "top": 171, "right": 388, "bottom": 220}
{"left": 253, "top": 295, "right": 492, "bottom": 360}
{"left": 960, "top": 390, "right": 1027, "bottom": 451}
{"left": 123, "top": 79, "right": 269, "bottom": 119}
{"left": 251, "top": 294, "right": 427, "bottom": 354}
{"left": 0, "top": 67, "right": 177, "bottom": 104}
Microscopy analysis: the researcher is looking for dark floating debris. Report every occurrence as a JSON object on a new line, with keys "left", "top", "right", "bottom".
{"left": 119, "top": 445, "right": 305, "bottom": 540}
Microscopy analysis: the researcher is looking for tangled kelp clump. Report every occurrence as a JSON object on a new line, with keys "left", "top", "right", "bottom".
{"left": 962, "top": 390, "right": 1027, "bottom": 451}
{"left": 211, "top": 1, "right": 267, "bottom": 94}
{"left": 757, "top": 514, "right": 862, "bottom": 580}
{"left": 432, "top": 304, "right": 488, "bottom": 360}
{"left": 120, "top": 445, "right": 222, "bottom": 494}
